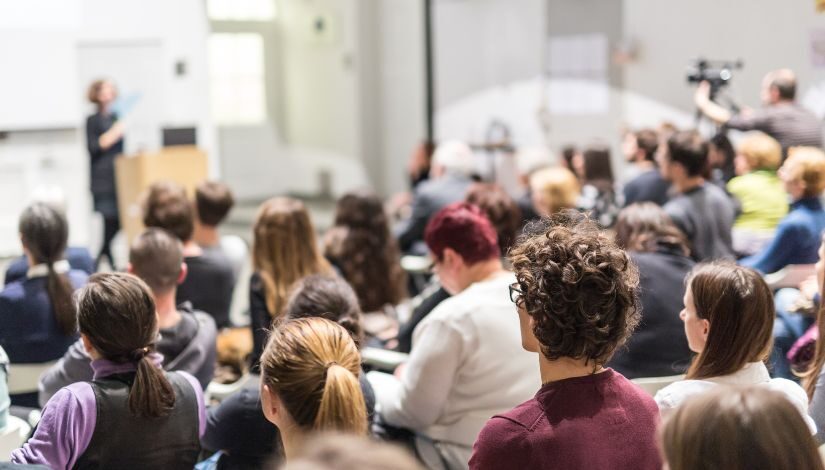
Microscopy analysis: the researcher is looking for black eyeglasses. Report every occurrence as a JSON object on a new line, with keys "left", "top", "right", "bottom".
{"left": 509, "top": 283, "right": 524, "bottom": 305}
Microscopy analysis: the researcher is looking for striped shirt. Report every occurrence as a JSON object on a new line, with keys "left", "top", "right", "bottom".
{"left": 726, "top": 103, "right": 823, "bottom": 157}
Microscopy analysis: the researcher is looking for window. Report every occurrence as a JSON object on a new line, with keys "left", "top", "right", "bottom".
{"left": 208, "top": 33, "right": 267, "bottom": 125}
{"left": 207, "top": 0, "right": 276, "bottom": 21}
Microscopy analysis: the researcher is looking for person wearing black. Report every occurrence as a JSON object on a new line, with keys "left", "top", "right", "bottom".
{"left": 86, "top": 79, "right": 125, "bottom": 269}
{"left": 622, "top": 129, "right": 671, "bottom": 207}
{"left": 610, "top": 203, "right": 694, "bottom": 378}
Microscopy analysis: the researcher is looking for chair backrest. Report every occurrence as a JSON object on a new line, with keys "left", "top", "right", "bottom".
{"left": 8, "top": 362, "right": 57, "bottom": 396}
{"left": 204, "top": 373, "right": 253, "bottom": 405}
{"left": 0, "top": 415, "right": 31, "bottom": 459}
{"left": 631, "top": 374, "right": 685, "bottom": 397}
{"left": 765, "top": 264, "right": 817, "bottom": 291}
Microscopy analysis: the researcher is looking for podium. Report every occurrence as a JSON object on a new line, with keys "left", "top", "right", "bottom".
{"left": 115, "top": 145, "right": 209, "bottom": 244}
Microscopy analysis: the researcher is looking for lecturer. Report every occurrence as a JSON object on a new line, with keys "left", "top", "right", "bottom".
{"left": 85, "top": 79, "right": 125, "bottom": 269}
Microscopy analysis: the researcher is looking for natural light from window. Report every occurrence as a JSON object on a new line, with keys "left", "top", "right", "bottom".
{"left": 208, "top": 33, "right": 267, "bottom": 125}
{"left": 207, "top": 0, "right": 276, "bottom": 21}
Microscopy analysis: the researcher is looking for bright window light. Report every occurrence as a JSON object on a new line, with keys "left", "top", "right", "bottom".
{"left": 207, "top": 0, "right": 276, "bottom": 21}
{"left": 208, "top": 33, "right": 267, "bottom": 125}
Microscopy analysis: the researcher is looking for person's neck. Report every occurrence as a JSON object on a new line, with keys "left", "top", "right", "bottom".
{"left": 633, "top": 159, "right": 656, "bottom": 171}
{"left": 675, "top": 175, "right": 705, "bottom": 193}
{"left": 193, "top": 224, "right": 220, "bottom": 248}
{"left": 280, "top": 426, "right": 306, "bottom": 461}
{"left": 539, "top": 355, "right": 604, "bottom": 384}
{"left": 182, "top": 240, "right": 203, "bottom": 257}
{"left": 155, "top": 291, "right": 182, "bottom": 329}
{"left": 466, "top": 258, "right": 507, "bottom": 286}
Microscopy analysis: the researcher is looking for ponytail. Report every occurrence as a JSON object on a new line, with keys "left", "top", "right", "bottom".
{"left": 45, "top": 262, "right": 77, "bottom": 335}
{"left": 315, "top": 364, "right": 368, "bottom": 435}
{"left": 129, "top": 353, "right": 175, "bottom": 418}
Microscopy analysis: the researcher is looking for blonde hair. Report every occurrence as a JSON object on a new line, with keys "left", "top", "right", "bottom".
{"left": 252, "top": 197, "right": 332, "bottom": 317}
{"left": 261, "top": 318, "right": 367, "bottom": 435}
{"left": 529, "top": 166, "right": 580, "bottom": 216}
{"left": 783, "top": 147, "right": 825, "bottom": 198}
{"left": 87, "top": 79, "right": 114, "bottom": 105}
{"left": 738, "top": 132, "right": 782, "bottom": 171}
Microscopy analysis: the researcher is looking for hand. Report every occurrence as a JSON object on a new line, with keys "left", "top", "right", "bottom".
{"left": 800, "top": 275, "right": 819, "bottom": 300}
{"left": 694, "top": 81, "right": 711, "bottom": 106}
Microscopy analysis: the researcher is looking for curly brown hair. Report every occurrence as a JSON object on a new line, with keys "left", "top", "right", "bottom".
{"left": 510, "top": 211, "right": 640, "bottom": 365}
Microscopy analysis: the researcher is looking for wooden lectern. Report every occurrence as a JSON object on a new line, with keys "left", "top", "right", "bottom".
{"left": 115, "top": 145, "right": 209, "bottom": 243}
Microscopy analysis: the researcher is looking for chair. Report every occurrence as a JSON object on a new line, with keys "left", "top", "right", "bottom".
{"left": 765, "top": 264, "right": 816, "bottom": 291}
{"left": 0, "top": 415, "right": 31, "bottom": 459}
{"left": 204, "top": 373, "right": 254, "bottom": 405}
{"left": 631, "top": 374, "right": 684, "bottom": 397}
{"left": 8, "top": 362, "right": 57, "bottom": 396}
{"left": 361, "top": 347, "right": 409, "bottom": 373}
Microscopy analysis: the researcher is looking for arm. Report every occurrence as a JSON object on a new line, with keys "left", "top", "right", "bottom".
{"left": 178, "top": 371, "right": 207, "bottom": 438}
{"left": 739, "top": 222, "right": 799, "bottom": 274}
{"left": 12, "top": 384, "right": 97, "bottom": 469}
{"left": 38, "top": 340, "right": 94, "bottom": 407}
{"left": 694, "top": 82, "right": 732, "bottom": 125}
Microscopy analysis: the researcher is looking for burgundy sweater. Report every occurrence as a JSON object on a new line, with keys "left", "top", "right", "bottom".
{"left": 469, "top": 369, "right": 661, "bottom": 470}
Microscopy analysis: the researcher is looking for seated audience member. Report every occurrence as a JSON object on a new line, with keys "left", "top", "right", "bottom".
{"left": 559, "top": 145, "right": 580, "bottom": 177}
{"left": 13, "top": 273, "right": 205, "bottom": 469}
{"left": 0, "top": 204, "right": 88, "bottom": 406}
{"left": 576, "top": 144, "right": 621, "bottom": 227}
{"left": 740, "top": 147, "right": 825, "bottom": 274}
{"left": 143, "top": 181, "right": 235, "bottom": 328}
{"left": 654, "top": 262, "right": 814, "bottom": 430}
{"left": 622, "top": 129, "right": 670, "bottom": 206}
{"left": 727, "top": 132, "right": 788, "bottom": 255}
{"left": 393, "top": 285, "right": 450, "bottom": 355}
{"left": 324, "top": 190, "right": 406, "bottom": 314}
{"left": 661, "top": 386, "right": 824, "bottom": 470}
{"left": 193, "top": 180, "right": 244, "bottom": 281}
{"left": 284, "top": 434, "right": 422, "bottom": 470}
{"left": 513, "top": 147, "right": 553, "bottom": 224}
{"left": 470, "top": 211, "right": 661, "bottom": 470}
{"left": 260, "top": 318, "right": 368, "bottom": 462}
{"left": 529, "top": 166, "right": 580, "bottom": 218}
{"left": 802, "top": 237, "right": 825, "bottom": 442}
{"left": 249, "top": 197, "right": 333, "bottom": 367}
{"left": 202, "top": 275, "right": 375, "bottom": 469}
{"left": 465, "top": 183, "right": 522, "bottom": 256}
{"left": 395, "top": 141, "right": 475, "bottom": 254}
{"left": 610, "top": 203, "right": 693, "bottom": 378}
{"left": 369, "top": 203, "right": 539, "bottom": 469}
{"left": 4, "top": 245, "right": 93, "bottom": 286}
{"left": 658, "top": 130, "right": 736, "bottom": 261}
{"left": 707, "top": 132, "right": 737, "bottom": 185}
{"left": 39, "top": 229, "right": 217, "bottom": 405}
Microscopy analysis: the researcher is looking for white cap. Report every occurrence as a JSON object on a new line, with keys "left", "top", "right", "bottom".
{"left": 515, "top": 146, "right": 554, "bottom": 176}
{"left": 432, "top": 140, "right": 475, "bottom": 177}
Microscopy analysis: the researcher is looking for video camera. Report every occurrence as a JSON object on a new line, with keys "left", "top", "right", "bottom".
{"left": 686, "top": 58, "right": 743, "bottom": 99}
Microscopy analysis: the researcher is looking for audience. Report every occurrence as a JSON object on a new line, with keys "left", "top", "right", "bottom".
{"left": 395, "top": 140, "right": 475, "bottom": 254}
{"left": 802, "top": 234, "right": 825, "bottom": 441}
{"left": 726, "top": 132, "right": 787, "bottom": 255}
{"left": 611, "top": 203, "right": 693, "bottom": 378}
{"left": 707, "top": 132, "right": 737, "bottom": 185}
{"left": 259, "top": 318, "right": 368, "bottom": 462}
{"left": 465, "top": 183, "right": 522, "bottom": 256}
{"left": 513, "top": 146, "right": 553, "bottom": 224}
{"left": 654, "top": 262, "right": 815, "bottom": 431}
{"left": 470, "top": 211, "right": 661, "bottom": 470}
{"left": 143, "top": 181, "right": 236, "bottom": 329}
{"left": 323, "top": 190, "right": 406, "bottom": 313}
{"left": 622, "top": 129, "right": 670, "bottom": 206}
{"left": 740, "top": 146, "right": 825, "bottom": 274}
{"left": 658, "top": 130, "right": 736, "bottom": 261}
{"left": 576, "top": 144, "right": 621, "bottom": 227}
{"left": 0, "top": 203, "right": 88, "bottom": 406}
{"left": 249, "top": 197, "right": 333, "bottom": 367}
{"left": 12, "top": 273, "right": 205, "bottom": 469}
{"left": 39, "top": 228, "right": 217, "bottom": 404}
{"left": 528, "top": 166, "right": 580, "bottom": 218}
{"left": 661, "top": 385, "right": 824, "bottom": 470}
{"left": 202, "top": 274, "right": 375, "bottom": 469}
{"left": 284, "top": 434, "right": 422, "bottom": 470}
{"left": 369, "top": 203, "right": 538, "bottom": 469}
{"left": 193, "top": 180, "right": 243, "bottom": 284}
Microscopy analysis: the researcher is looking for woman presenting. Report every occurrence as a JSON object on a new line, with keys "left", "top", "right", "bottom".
{"left": 85, "top": 79, "right": 124, "bottom": 269}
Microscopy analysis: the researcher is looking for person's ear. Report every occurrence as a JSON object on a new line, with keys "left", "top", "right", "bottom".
{"left": 80, "top": 334, "right": 99, "bottom": 359}
{"left": 442, "top": 247, "right": 462, "bottom": 270}
{"left": 177, "top": 262, "right": 188, "bottom": 285}
{"left": 700, "top": 318, "right": 710, "bottom": 340}
{"left": 126, "top": 262, "right": 134, "bottom": 274}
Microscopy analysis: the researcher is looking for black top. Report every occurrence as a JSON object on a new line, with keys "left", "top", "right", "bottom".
{"left": 85, "top": 112, "right": 123, "bottom": 196}
{"left": 176, "top": 249, "right": 236, "bottom": 329}
{"left": 623, "top": 169, "right": 671, "bottom": 207}
{"left": 248, "top": 272, "right": 270, "bottom": 369}
{"left": 609, "top": 246, "right": 694, "bottom": 378}
{"left": 74, "top": 371, "right": 200, "bottom": 470}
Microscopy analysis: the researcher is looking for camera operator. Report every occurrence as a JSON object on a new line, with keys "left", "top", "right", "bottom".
{"left": 694, "top": 69, "right": 823, "bottom": 157}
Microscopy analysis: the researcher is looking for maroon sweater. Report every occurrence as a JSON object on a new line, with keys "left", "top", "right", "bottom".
{"left": 469, "top": 369, "right": 661, "bottom": 470}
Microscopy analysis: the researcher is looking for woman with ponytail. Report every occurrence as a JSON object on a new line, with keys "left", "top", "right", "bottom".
{"left": 12, "top": 273, "right": 205, "bottom": 469}
{"left": 260, "top": 317, "right": 367, "bottom": 460}
{"left": 0, "top": 203, "right": 88, "bottom": 406}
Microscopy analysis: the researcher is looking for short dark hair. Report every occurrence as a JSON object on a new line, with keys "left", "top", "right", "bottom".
{"left": 667, "top": 130, "right": 709, "bottom": 177}
{"left": 771, "top": 75, "right": 796, "bottom": 100}
{"left": 582, "top": 145, "right": 614, "bottom": 183}
{"left": 510, "top": 211, "right": 640, "bottom": 365}
{"left": 129, "top": 228, "right": 183, "bottom": 294}
{"left": 283, "top": 274, "right": 364, "bottom": 348}
{"left": 142, "top": 181, "right": 194, "bottom": 242}
{"left": 635, "top": 129, "right": 659, "bottom": 162}
{"left": 195, "top": 181, "right": 235, "bottom": 227}
{"left": 424, "top": 202, "right": 499, "bottom": 264}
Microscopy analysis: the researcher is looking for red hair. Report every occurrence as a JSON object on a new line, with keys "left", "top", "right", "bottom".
{"left": 424, "top": 202, "right": 499, "bottom": 264}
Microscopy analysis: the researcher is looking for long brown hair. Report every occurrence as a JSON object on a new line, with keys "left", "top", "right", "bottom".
{"left": 323, "top": 191, "right": 405, "bottom": 312}
{"left": 801, "top": 234, "right": 825, "bottom": 398}
{"left": 661, "top": 385, "right": 824, "bottom": 470}
{"left": 253, "top": 197, "right": 332, "bottom": 317}
{"left": 19, "top": 203, "right": 77, "bottom": 335}
{"left": 685, "top": 262, "right": 774, "bottom": 380}
{"left": 260, "top": 318, "right": 367, "bottom": 434}
{"left": 614, "top": 203, "right": 689, "bottom": 256}
{"left": 76, "top": 273, "right": 176, "bottom": 417}
{"left": 465, "top": 183, "right": 522, "bottom": 255}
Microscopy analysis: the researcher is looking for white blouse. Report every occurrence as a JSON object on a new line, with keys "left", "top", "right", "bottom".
{"left": 655, "top": 361, "right": 816, "bottom": 433}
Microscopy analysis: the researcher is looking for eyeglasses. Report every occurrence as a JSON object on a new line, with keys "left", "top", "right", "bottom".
{"left": 509, "top": 283, "right": 524, "bottom": 305}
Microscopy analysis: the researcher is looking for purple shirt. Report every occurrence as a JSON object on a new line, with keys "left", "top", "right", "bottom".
{"left": 11, "top": 353, "right": 205, "bottom": 469}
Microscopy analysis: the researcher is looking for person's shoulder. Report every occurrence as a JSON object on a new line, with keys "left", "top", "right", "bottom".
{"left": 471, "top": 402, "right": 538, "bottom": 468}
{"left": 654, "top": 379, "right": 714, "bottom": 410}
